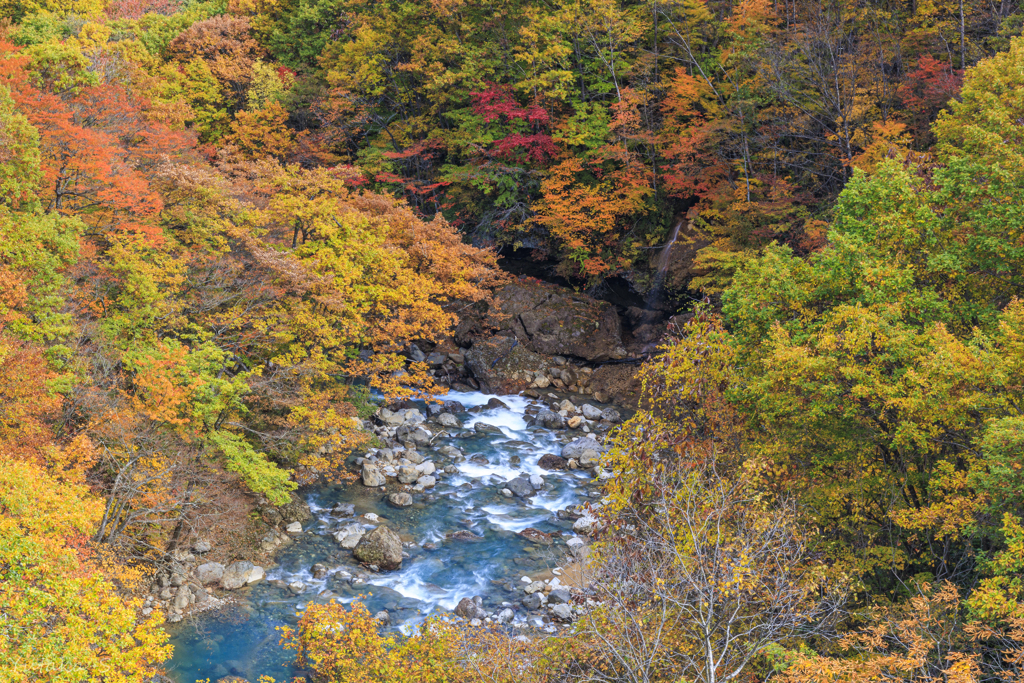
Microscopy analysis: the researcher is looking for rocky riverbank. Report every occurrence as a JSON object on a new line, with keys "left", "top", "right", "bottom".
{"left": 162, "top": 390, "right": 624, "bottom": 682}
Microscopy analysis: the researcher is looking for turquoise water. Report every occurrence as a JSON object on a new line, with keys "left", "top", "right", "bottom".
{"left": 165, "top": 391, "right": 598, "bottom": 682}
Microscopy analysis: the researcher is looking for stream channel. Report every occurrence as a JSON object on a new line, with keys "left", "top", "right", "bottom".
{"left": 165, "top": 390, "right": 608, "bottom": 682}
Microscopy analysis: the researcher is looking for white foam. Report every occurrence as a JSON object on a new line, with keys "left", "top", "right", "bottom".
{"left": 364, "top": 559, "right": 491, "bottom": 612}
{"left": 482, "top": 507, "right": 550, "bottom": 532}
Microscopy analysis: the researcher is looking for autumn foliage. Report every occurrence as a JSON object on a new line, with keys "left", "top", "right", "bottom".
{"left": 3, "top": 0, "right": 1024, "bottom": 679}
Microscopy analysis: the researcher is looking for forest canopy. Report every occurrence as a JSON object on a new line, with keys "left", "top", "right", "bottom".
{"left": 3, "top": 0, "right": 1024, "bottom": 680}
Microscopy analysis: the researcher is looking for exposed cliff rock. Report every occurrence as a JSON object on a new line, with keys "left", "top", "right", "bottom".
{"left": 455, "top": 282, "right": 628, "bottom": 361}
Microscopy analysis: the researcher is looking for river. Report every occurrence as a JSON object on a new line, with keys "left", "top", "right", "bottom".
{"left": 164, "top": 390, "right": 605, "bottom": 682}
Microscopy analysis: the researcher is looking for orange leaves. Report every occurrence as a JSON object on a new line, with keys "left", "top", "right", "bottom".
{"left": 785, "top": 582, "right": 976, "bottom": 683}
{"left": 167, "top": 14, "right": 266, "bottom": 110}
{"left": 228, "top": 100, "right": 295, "bottom": 160}
{"left": 0, "top": 337, "right": 62, "bottom": 463}
{"left": 536, "top": 156, "right": 648, "bottom": 280}
{"left": 128, "top": 341, "right": 196, "bottom": 428}
{"left": 0, "top": 40, "right": 199, "bottom": 244}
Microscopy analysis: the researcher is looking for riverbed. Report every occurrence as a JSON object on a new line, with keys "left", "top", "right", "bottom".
{"left": 164, "top": 390, "right": 605, "bottom": 682}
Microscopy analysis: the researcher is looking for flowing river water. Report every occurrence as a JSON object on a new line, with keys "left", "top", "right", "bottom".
{"left": 165, "top": 390, "right": 607, "bottom": 682}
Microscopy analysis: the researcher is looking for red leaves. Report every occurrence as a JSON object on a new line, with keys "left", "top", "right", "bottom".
{"left": 468, "top": 84, "right": 557, "bottom": 163}
{"left": 492, "top": 133, "right": 557, "bottom": 163}
{"left": 471, "top": 82, "right": 550, "bottom": 125}
{"left": 898, "top": 55, "right": 963, "bottom": 114}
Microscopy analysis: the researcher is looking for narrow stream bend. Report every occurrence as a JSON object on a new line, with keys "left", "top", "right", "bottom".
{"left": 166, "top": 390, "right": 609, "bottom": 682}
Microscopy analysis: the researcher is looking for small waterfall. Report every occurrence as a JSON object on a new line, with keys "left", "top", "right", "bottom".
{"left": 646, "top": 218, "right": 683, "bottom": 310}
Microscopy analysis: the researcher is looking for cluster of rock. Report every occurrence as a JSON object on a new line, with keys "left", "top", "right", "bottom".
{"left": 522, "top": 362, "right": 600, "bottom": 396}
{"left": 352, "top": 396, "right": 619, "bottom": 536}
{"left": 143, "top": 542, "right": 237, "bottom": 623}
{"left": 454, "top": 575, "right": 579, "bottom": 628}
{"left": 525, "top": 397, "right": 621, "bottom": 434}
{"left": 146, "top": 492, "right": 323, "bottom": 624}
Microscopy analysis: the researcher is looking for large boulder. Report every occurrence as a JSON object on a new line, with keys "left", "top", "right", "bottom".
{"left": 362, "top": 463, "right": 385, "bottom": 487}
{"left": 506, "top": 476, "right": 535, "bottom": 499}
{"left": 550, "top": 603, "right": 575, "bottom": 622}
{"left": 531, "top": 409, "right": 564, "bottom": 430}
{"left": 600, "top": 408, "right": 622, "bottom": 423}
{"left": 353, "top": 526, "right": 403, "bottom": 570}
{"left": 454, "top": 596, "right": 488, "bottom": 620}
{"left": 388, "top": 492, "right": 413, "bottom": 508}
{"left": 221, "top": 561, "right": 264, "bottom": 590}
{"left": 436, "top": 412, "right": 460, "bottom": 429}
{"left": 538, "top": 454, "right": 567, "bottom": 470}
{"left": 397, "top": 465, "right": 420, "bottom": 484}
{"left": 196, "top": 562, "right": 224, "bottom": 585}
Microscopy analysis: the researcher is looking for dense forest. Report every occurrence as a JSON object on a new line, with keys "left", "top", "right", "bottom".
{"left": 3, "top": 0, "right": 1024, "bottom": 679}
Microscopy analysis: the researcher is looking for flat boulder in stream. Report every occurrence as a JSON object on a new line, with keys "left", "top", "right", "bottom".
{"left": 353, "top": 526, "right": 403, "bottom": 570}
{"left": 435, "top": 412, "right": 460, "bottom": 428}
{"left": 388, "top": 492, "right": 413, "bottom": 508}
{"left": 474, "top": 422, "right": 503, "bottom": 435}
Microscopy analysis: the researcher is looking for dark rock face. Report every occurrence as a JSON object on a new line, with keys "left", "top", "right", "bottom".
{"left": 538, "top": 454, "right": 567, "bottom": 470}
{"left": 457, "top": 282, "right": 630, "bottom": 391}
{"left": 497, "top": 283, "right": 628, "bottom": 362}
{"left": 505, "top": 476, "right": 535, "bottom": 498}
{"left": 454, "top": 596, "right": 487, "bottom": 620}
{"left": 464, "top": 335, "right": 549, "bottom": 394}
